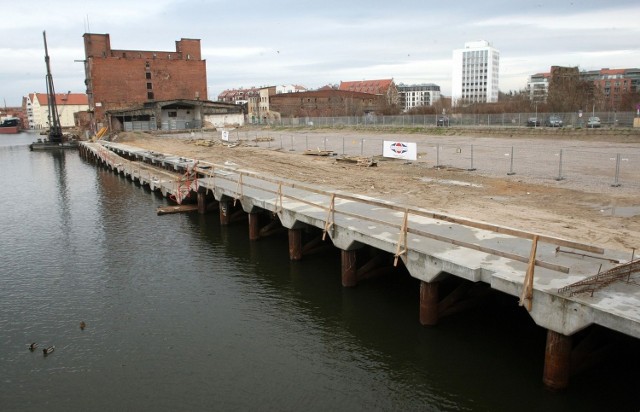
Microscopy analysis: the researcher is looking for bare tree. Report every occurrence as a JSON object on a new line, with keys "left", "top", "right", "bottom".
{"left": 547, "top": 66, "right": 593, "bottom": 112}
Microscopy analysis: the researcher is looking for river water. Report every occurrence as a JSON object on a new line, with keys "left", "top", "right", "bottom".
{"left": 1, "top": 132, "right": 638, "bottom": 411}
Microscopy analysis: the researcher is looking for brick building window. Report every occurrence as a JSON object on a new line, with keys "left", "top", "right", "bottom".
{"left": 147, "top": 92, "right": 154, "bottom": 100}
{"left": 146, "top": 72, "right": 151, "bottom": 79}
{"left": 147, "top": 83, "right": 152, "bottom": 90}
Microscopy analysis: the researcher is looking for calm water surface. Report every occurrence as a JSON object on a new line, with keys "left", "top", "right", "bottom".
{"left": 1, "top": 132, "right": 638, "bottom": 411}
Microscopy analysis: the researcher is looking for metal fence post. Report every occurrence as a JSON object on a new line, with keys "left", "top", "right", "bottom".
{"left": 280, "top": 135, "right": 283, "bottom": 149}
{"left": 612, "top": 153, "right": 622, "bottom": 187}
{"left": 468, "top": 144, "right": 477, "bottom": 171}
{"left": 507, "top": 146, "right": 516, "bottom": 175}
{"left": 342, "top": 137, "right": 345, "bottom": 155}
{"left": 436, "top": 144, "right": 440, "bottom": 168}
{"left": 360, "top": 138, "right": 364, "bottom": 155}
{"left": 555, "top": 149, "right": 565, "bottom": 181}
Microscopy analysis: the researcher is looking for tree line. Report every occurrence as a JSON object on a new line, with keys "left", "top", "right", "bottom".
{"left": 402, "top": 72, "right": 640, "bottom": 116}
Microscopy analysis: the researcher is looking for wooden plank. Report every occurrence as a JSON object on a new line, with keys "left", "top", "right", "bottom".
{"left": 336, "top": 156, "right": 377, "bottom": 167}
{"left": 304, "top": 149, "right": 334, "bottom": 156}
{"left": 520, "top": 235, "right": 539, "bottom": 310}
{"left": 157, "top": 204, "right": 199, "bottom": 215}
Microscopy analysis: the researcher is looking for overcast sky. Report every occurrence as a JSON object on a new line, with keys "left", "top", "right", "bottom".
{"left": 1, "top": 0, "right": 639, "bottom": 106}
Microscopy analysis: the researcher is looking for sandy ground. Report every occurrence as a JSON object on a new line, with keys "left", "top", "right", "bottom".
{"left": 111, "top": 128, "right": 640, "bottom": 253}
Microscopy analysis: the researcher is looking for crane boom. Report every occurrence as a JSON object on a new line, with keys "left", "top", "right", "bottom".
{"left": 43, "top": 31, "right": 63, "bottom": 143}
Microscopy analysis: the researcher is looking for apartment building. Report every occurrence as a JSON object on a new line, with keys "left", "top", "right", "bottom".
{"left": 219, "top": 85, "right": 306, "bottom": 103}
{"left": 452, "top": 41, "right": 500, "bottom": 105}
{"left": 276, "top": 85, "right": 307, "bottom": 94}
{"left": 581, "top": 68, "right": 640, "bottom": 110}
{"left": 25, "top": 92, "right": 89, "bottom": 129}
{"left": 256, "top": 86, "right": 277, "bottom": 123}
{"left": 397, "top": 83, "right": 441, "bottom": 111}
{"left": 527, "top": 73, "right": 550, "bottom": 104}
{"left": 528, "top": 67, "right": 639, "bottom": 110}
{"left": 218, "top": 87, "right": 260, "bottom": 105}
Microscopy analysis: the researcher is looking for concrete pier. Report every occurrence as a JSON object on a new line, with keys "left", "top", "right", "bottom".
{"left": 79, "top": 141, "right": 640, "bottom": 389}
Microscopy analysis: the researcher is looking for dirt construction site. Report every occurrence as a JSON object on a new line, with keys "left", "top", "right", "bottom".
{"left": 110, "top": 126, "right": 640, "bottom": 254}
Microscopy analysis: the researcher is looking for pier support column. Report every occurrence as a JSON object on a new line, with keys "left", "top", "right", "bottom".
{"left": 219, "top": 200, "right": 231, "bottom": 226}
{"left": 419, "top": 280, "right": 439, "bottom": 326}
{"left": 197, "top": 192, "right": 207, "bottom": 214}
{"left": 341, "top": 250, "right": 357, "bottom": 287}
{"left": 543, "top": 330, "right": 572, "bottom": 390}
{"left": 248, "top": 212, "right": 260, "bottom": 241}
{"left": 288, "top": 229, "right": 303, "bottom": 261}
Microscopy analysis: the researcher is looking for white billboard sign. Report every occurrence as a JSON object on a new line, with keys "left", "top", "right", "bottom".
{"left": 383, "top": 140, "right": 417, "bottom": 161}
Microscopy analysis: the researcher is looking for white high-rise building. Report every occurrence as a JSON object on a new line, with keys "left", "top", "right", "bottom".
{"left": 452, "top": 41, "right": 500, "bottom": 106}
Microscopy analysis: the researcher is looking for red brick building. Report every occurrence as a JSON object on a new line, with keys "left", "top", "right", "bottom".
{"left": 269, "top": 89, "right": 384, "bottom": 118}
{"left": 339, "top": 79, "right": 399, "bottom": 111}
{"left": 581, "top": 68, "right": 640, "bottom": 110}
{"left": 532, "top": 67, "right": 640, "bottom": 110}
{"left": 83, "top": 33, "right": 207, "bottom": 130}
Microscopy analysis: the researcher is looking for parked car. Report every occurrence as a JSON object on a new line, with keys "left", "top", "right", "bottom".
{"left": 587, "top": 116, "right": 601, "bottom": 128}
{"left": 436, "top": 116, "right": 450, "bottom": 126}
{"left": 526, "top": 117, "right": 541, "bottom": 127}
{"left": 545, "top": 115, "right": 563, "bottom": 127}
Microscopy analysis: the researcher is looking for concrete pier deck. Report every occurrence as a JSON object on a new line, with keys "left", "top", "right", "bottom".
{"left": 80, "top": 136, "right": 640, "bottom": 384}
{"left": 81, "top": 140, "right": 640, "bottom": 341}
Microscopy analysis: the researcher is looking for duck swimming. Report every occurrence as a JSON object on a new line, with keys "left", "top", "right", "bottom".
{"left": 29, "top": 343, "right": 38, "bottom": 351}
{"left": 42, "top": 346, "right": 55, "bottom": 355}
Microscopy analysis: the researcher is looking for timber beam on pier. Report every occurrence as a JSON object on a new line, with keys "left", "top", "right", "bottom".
{"left": 79, "top": 141, "right": 640, "bottom": 390}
